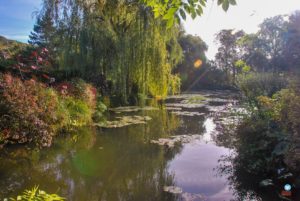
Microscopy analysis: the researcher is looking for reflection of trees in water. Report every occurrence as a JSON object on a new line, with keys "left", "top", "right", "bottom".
{"left": 215, "top": 116, "right": 294, "bottom": 201}
{"left": 0, "top": 110, "right": 183, "bottom": 201}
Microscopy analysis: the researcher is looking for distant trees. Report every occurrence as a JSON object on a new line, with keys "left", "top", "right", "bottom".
{"left": 215, "top": 29, "right": 245, "bottom": 85}
{"left": 283, "top": 11, "right": 300, "bottom": 72}
{"left": 173, "top": 33, "right": 208, "bottom": 90}
{"left": 214, "top": 11, "right": 300, "bottom": 83}
{"left": 258, "top": 15, "right": 287, "bottom": 72}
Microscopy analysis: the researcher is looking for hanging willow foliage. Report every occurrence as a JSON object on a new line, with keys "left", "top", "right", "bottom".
{"left": 34, "top": 0, "right": 183, "bottom": 103}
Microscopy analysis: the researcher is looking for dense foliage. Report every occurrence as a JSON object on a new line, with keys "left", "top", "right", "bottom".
{"left": 173, "top": 33, "right": 208, "bottom": 90}
{"left": 213, "top": 11, "right": 300, "bottom": 87}
{"left": 29, "top": 0, "right": 185, "bottom": 104}
{"left": 0, "top": 73, "right": 97, "bottom": 148}
{"left": 212, "top": 11, "right": 300, "bottom": 200}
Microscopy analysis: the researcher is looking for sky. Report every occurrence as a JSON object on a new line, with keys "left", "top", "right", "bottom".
{"left": 184, "top": 0, "right": 300, "bottom": 59}
{"left": 0, "top": 0, "right": 300, "bottom": 59}
{"left": 0, "top": 0, "right": 42, "bottom": 41}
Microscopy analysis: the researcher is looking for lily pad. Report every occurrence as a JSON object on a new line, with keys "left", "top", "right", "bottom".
{"left": 181, "top": 192, "right": 206, "bottom": 201}
{"left": 165, "top": 107, "right": 182, "bottom": 111}
{"left": 109, "top": 106, "right": 159, "bottom": 113}
{"left": 96, "top": 115, "right": 152, "bottom": 128}
{"left": 171, "top": 111, "right": 205, "bottom": 117}
{"left": 166, "top": 103, "right": 206, "bottom": 109}
{"left": 151, "top": 135, "right": 201, "bottom": 148}
{"left": 163, "top": 186, "right": 183, "bottom": 194}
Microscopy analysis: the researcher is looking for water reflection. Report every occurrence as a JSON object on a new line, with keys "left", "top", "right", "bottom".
{"left": 0, "top": 110, "right": 183, "bottom": 201}
{"left": 0, "top": 91, "right": 241, "bottom": 201}
{"left": 213, "top": 104, "right": 300, "bottom": 201}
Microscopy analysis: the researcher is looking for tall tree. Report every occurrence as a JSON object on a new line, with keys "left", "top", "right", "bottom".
{"left": 215, "top": 29, "right": 245, "bottom": 84}
{"left": 237, "top": 34, "right": 268, "bottom": 72}
{"left": 257, "top": 15, "right": 288, "bottom": 72}
{"left": 283, "top": 11, "right": 300, "bottom": 73}
{"left": 29, "top": 9, "right": 56, "bottom": 49}
{"left": 34, "top": 0, "right": 183, "bottom": 103}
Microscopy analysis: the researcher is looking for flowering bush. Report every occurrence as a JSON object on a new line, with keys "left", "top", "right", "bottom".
{"left": 0, "top": 73, "right": 60, "bottom": 147}
{"left": 55, "top": 78, "right": 97, "bottom": 109}
{"left": 0, "top": 73, "right": 98, "bottom": 148}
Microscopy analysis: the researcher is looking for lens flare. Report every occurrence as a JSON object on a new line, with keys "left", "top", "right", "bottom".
{"left": 194, "top": 59, "right": 203, "bottom": 68}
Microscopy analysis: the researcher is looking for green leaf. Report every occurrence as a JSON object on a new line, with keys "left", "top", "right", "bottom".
{"left": 229, "top": 0, "right": 237, "bottom": 5}
{"left": 222, "top": 0, "right": 229, "bottom": 11}
{"left": 191, "top": 11, "right": 197, "bottom": 19}
{"left": 167, "top": 17, "right": 174, "bottom": 29}
{"left": 196, "top": 6, "right": 203, "bottom": 16}
{"left": 242, "top": 65, "right": 251, "bottom": 73}
{"left": 217, "top": 0, "right": 224, "bottom": 6}
{"left": 179, "top": 9, "right": 186, "bottom": 20}
{"left": 200, "top": 0, "right": 206, "bottom": 6}
{"left": 184, "top": 3, "right": 191, "bottom": 14}
{"left": 163, "top": 7, "right": 177, "bottom": 20}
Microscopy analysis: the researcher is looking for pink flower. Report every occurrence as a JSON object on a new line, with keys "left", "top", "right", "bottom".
{"left": 42, "top": 48, "right": 49, "bottom": 53}
{"left": 31, "top": 65, "right": 38, "bottom": 70}
{"left": 38, "top": 57, "right": 43, "bottom": 62}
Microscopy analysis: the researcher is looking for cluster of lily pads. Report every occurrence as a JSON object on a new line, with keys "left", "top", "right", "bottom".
{"left": 163, "top": 186, "right": 205, "bottom": 201}
{"left": 150, "top": 135, "right": 201, "bottom": 148}
{"left": 109, "top": 106, "right": 159, "bottom": 113}
{"left": 96, "top": 115, "right": 152, "bottom": 128}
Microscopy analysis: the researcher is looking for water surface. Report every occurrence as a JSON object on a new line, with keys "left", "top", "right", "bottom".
{"left": 0, "top": 91, "right": 241, "bottom": 201}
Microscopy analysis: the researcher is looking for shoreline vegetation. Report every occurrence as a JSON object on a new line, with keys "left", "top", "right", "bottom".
{"left": 0, "top": 0, "right": 300, "bottom": 200}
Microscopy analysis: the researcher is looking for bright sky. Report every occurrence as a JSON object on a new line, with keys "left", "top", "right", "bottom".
{"left": 0, "top": 0, "right": 300, "bottom": 60}
{"left": 184, "top": 0, "right": 300, "bottom": 59}
{"left": 0, "top": 0, "right": 42, "bottom": 42}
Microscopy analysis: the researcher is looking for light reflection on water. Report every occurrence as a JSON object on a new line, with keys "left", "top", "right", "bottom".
{"left": 168, "top": 117, "right": 234, "bottom": 201}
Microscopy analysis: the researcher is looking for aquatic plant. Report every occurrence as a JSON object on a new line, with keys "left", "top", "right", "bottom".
{"left": 8, "top": 186, "right": 64, "bottom": 201}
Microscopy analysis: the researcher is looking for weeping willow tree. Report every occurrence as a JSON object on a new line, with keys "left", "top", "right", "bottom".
{"left": 33, "top": 0, "right": 183, "bottom": 103}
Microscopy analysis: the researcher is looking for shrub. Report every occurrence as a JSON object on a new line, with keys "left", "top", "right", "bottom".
{"left": 0, "top": 73, "right": 98, "bottom": 148}
{"left": 60, "top": 96, "right": 93, "bottom": 127}
{"left": 255, "top": 84, "right": 300, "bottom": 170}
{"left": 0, "top": 73, "right": 61, "bottom": 147}
{"left": 92, "top": 100, "right": 107, "bottom": 123}
{"left": 55, "top": 78, "right": 97, "bottom": 109}
{"left": 237, "top": 73, "right": 287, "bottom": 102}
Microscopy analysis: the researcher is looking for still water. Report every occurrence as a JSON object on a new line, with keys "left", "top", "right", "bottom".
{"left": 0, "top": 91, "right": 243, "bottom": 201}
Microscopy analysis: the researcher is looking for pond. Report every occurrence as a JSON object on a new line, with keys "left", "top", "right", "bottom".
{"left": 0, "top": 91, "right": 277, "bottom": 201}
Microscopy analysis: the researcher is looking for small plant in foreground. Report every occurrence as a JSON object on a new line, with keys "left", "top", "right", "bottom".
{"left": 7, "top": 186, "right": 64, "bottom": 201}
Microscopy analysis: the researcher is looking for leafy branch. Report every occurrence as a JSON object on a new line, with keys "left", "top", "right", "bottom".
{"left": 141, "top": 0, "right": 237, "bottom": 28}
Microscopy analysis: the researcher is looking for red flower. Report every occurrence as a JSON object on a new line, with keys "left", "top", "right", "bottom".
{"left": 42, "top": 74, "right": 50, "bottom": 79}
{"left": 32, "top": 51, "right": 38, "bottom": 57}
{"left": 90, "top": 87, "right": 97, "bottom": 96}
